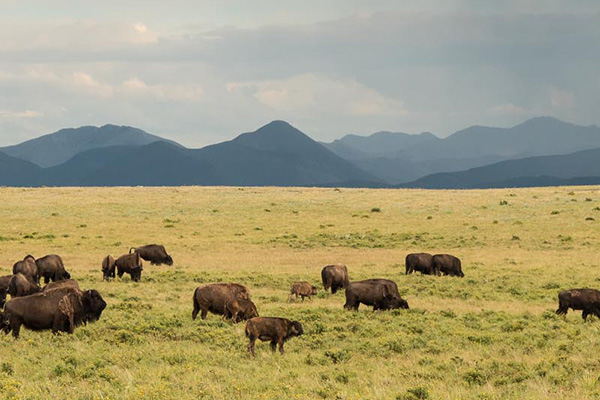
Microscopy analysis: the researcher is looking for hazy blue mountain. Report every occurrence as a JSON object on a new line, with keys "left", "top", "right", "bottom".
{"left": 191, "top": 120, "right": 381, "bottom": 186}
{"left": 400, "top": 148, "right": 600, "bottom": 189}
{"left": 329, "top": 117, "right": 600, "bottom": 184}
{"left": 0, "top": 124, "right": 181, "bottom": 167}
{"left": 26, "top": 121, "right": 380, "bottom": 187}
{"left": 0, "top": 152, "right": 42, "bottom": 186}
{"left": 321, "top": 131, "right": 439, "bottom": 160}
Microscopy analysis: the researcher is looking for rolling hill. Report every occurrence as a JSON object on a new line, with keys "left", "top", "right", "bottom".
{"left": 400, "top": 148, "right": 600, "bottom": 189}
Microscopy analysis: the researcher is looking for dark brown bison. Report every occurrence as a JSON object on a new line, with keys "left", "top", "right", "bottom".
{"left": 344, "top": 279, "right": 409, "bottom": 311}
{"left": 223, "top": 298, "right": 259, "bottom": 323}
{"left": 556, "top": 289, "right": 600, "bottom": 321}
{"left": 1, "top": 287, "right": 106, "bottom": 338}
{"left": 13, "top": 255, "right": 39, "bottom": 284}
{"left": 321, "top": 264, "right": 349, "bottom": 294}
{"left": 42, "top": 279, "right": 80, "bottom": 292}
{"left": 8, "top": 273, "right": 42, "bottom": 297}
{"left": 0, "top": 275, "right": 12, "bottom": 308}
{"left": 192, "top": 283, "right": 250, "bottom": 320}
{"left": 245, "top": 317, "right": 304, "bottom": 356}
{"left": 405, "top": 253, "right": 436, "bottom": 275}
{"left": 433, "top": 254, "right": 464, "bottom": 277}
{"left": 102, "top": 255, "right": 116, "bottom": 281}
{"left": 36, "top": 254, "right": 71, "bottom": 283}
{"left": 115, "top": 253, "right": 143, "bottom": 282}
{"left": 288, "top": 282, "right": 318, "bottom": 302}
{"left": 129, "top": 244, "right": 173, "bottom": 266}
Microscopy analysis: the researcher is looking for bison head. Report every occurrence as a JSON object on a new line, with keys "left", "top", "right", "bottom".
{"left": 131, "top": 266, "right": 143, "bottom": 282}
{"left": 290, "top": 321, "right": 304, "bottom": 337}
{"left": 59, "top": 271, "right": 71, "bottom": 281}
{"left": 165, "top": 255, "right": 174, "bottom": 266}
{"left": 311, "top": 286, "right": 318, "bottom": 295}
{"left": 82, "top": 290, "right": 107, "bottom": 323}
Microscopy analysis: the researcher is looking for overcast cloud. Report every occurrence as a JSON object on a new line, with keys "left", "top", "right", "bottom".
{"left": 0, "top": 0, "right": 598, "bottom": 147}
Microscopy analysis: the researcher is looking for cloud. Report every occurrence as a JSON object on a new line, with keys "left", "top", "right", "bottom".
{"left": 227, "top": 73, "right": 406, "bottom": 117}
{"left": 551, "top": 89, "right": 575, "bottom": 109}
{"left": 0, "top": 109, "right": 43, "bottom": 118}
{"left": 121, "top": 77, "right": 204, "bottom": 102}
{"left": 489, "top": 103, "right": 530, "bottom": 116}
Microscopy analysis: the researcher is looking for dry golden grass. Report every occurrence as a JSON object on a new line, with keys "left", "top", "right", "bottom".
{"left": 0, "top": 186, "right": 599, "bottom": 399}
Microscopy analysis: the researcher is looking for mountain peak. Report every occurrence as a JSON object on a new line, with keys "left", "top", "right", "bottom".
{"left": 233, "top": 120, "right": 315, "bottom": 152}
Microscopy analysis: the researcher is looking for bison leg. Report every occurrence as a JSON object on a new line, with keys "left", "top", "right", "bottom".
{"left": 277, "top": 339, "right": 285, "bottom": 355}
{"left": 247, "top": 336, "right": 256, "bottom": 356}
{"left": 10, "top": 319, "right": 22, "bottom": 339}
{"left": 192, "top": 300, "right": 200, "bottom": 320}
{"left": 200, "top": 308, "right": 208, "bottom": 320}
{"left": 270, "top": 340, "right": 277, "bottom": 353}
{"left": 232, "top": 311, "right": 239, "bottom": 324}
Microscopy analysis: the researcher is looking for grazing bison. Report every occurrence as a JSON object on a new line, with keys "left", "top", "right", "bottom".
{"left": 192, "top": 283, "right": 250, "bottom": 320}
{"left": 556, "top": 289, "right": 600, "bottom": 321}
{"left": 405, "top": 253, "right": 436, "bottom": 275}
{"left": 1, "top": 287, "right": 106, "bottom": 338}
{"left": 245, "top": 317, "right": 304, "bottom": 356}
{"left": 321, "top": 264, "right": 349, "bottom": 294}
{"left": 115, "top": 253, "right": 143, "bottom": 282}
{"left": 42, "top": 279, "right": 80, "bottom": 292}
{"left": 344, "top": 279, "right": 409, "bottom": 311}
{"left": 223, "top": 298, "right": 259, "bottom": 323}
{"left": 288, "top": 282, "right": 318, "bottom": 302}
{"left": 36, "top": 254, "right": 71, "bottom": 283}
{"left": 102, "top": 255, "right": 116, "bottom": 281}
{"left": 8, "top": 273, "right": 41, "bottom": 298}
{"left": 0, "top": 275, "right": 12, "bottom": 308}
{"left": 13, "top": 255, "right": 39, "bottom": 284}
{"left": 129, "top": 244, "right": 173, "bottom": 266}
{"left": 433, "top": 254, "right": 464, "bottom": 277}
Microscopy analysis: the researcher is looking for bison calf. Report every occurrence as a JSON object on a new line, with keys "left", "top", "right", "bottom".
{"left": 13, "top": 255, "right": 39, "bottom": 284}
{"left": 223, "top": 298, "right": 259, "bottom": 323}
{"left": 288, "top": 282, "right": 318, "bottom": 302}
{"left": 245, "top": 317, "right": 303, "bottom": 356}
{"left": 556, "top": 288, "right": 600, "bottom": 321}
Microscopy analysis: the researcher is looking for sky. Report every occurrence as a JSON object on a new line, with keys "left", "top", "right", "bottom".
{"left": 1, "top": 0, "right": 599, "bottom": 147}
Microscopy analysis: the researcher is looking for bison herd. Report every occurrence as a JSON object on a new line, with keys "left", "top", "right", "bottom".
{"left": 1, "top": 244, "right": 599, "bottom": 356}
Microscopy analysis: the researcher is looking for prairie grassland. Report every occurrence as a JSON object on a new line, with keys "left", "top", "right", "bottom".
{"left": 0, "top": 186, "right": 599, "bottom": 400}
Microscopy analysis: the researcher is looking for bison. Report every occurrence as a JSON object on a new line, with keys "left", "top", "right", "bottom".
{"left": 344, "top": 279, "right": 409, "bottom": 311}
{"left": 321, "top": 264, "right": 349, "bottom": 294}
{"left": 405, "top": 253, "right": 436, "bottom": 275}
{"left": 556, "top": 289, "right": 600, "bottom": 321}
{"left": 129, "top": 244, "right": 173, "bottom": 266}
{"left": 42, "top": 279, "right": 80, "bottom": 292}
{"left": 1, "top": 287, "right": 106, "bottom": 338}
{"left": 8, "top": 273, "right": 42, "bottom": 298}
{"left": 13, "top": 255, "right": 38, "bottom": 284}
{"left": 192, "top": 283, "right": 250, "bottom": 320}
{"left": 288, "top": 282, "right": 318, "bottom": 302}
{"left": 0, "top": 275, "right": 12, "bottom": 308}
{"left": 433, "top": 254, "right": 464, "bottom": 277}
{"left": 245, "top": 317, "right": 303, "bottom": 356}
{"left": 36, "top": 254, "right": 71, "bottom": 283}
{"left": 102, "top": 255, "right": 116, "bottom": 281}
{"left": 223, "top": 298, "right": 259, "bottom": 323}
{"left": 115, "top": 253, "right": 143, "bottom": 282}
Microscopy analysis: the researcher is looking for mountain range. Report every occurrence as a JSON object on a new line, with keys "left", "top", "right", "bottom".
{"left": 0, "top": 117, "right": 599, "bottom": 188}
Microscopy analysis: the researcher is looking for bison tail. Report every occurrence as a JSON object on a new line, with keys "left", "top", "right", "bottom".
{"left": 192, "top": 288, "right": 200, "bottom": 320}
{"left": 244, "top": 322, "right": 251, "bottom": 338}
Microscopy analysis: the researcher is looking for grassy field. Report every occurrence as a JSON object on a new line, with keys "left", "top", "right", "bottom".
{"left": 0, "top": 186, "right": 599, "bottom": 400}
